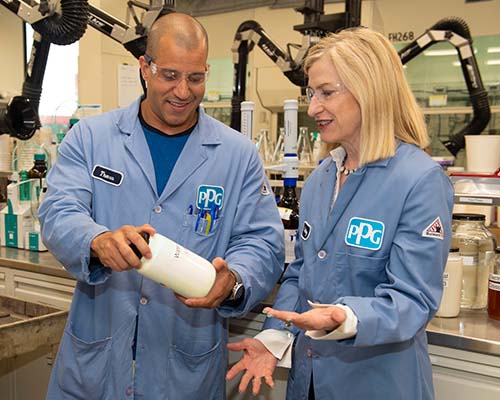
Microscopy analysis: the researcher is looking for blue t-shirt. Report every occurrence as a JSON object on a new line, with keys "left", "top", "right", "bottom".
{"left": 139, "top": 112, "right": 193, "bottom": 195}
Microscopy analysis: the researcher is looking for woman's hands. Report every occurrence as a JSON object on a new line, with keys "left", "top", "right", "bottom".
{"left": 226, "top": 338, "right": 278, "bottom": 395}
{"left": 263, "top": 305, "right": 347, "bottom": 331}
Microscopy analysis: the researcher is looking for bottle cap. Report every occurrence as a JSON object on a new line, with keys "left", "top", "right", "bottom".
{"left": 283, "top": 99, "right": 298, "bottom": 110}
{"left": 452, "top": 213, "right": 485, "bottom": 221}
{"left": 449, "top": 247, "right": 459, "bottom": 252}
{"left": 240, "top": 101, "right": 255, "bottom": 111}
{"left": 34, "top": 153, "right": 46, "bottom": 161}
{"left": 129, "top": 232, "right": 150, "bottom": 259}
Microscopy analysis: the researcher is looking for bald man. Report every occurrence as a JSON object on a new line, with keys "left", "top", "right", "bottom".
{"left": 39, "top": 12, "right": 284, "bottom": 399}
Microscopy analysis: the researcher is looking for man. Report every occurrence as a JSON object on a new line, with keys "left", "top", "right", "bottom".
{"left": 39, "top": 13, "right": 284, "bottom": 399}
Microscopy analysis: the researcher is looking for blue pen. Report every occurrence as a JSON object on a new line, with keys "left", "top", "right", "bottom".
{"left": 183, "top": 204, "right": 194, "bottom": 227}
{"left": 195, "top": 209, "right": 202, "bottom": 232}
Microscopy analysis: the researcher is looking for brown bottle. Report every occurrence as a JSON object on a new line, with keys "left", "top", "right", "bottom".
{"left": 487, "top": 248, "right": 500, "bottom": 321}
{"left": 277, "top": 179, "right": 299, "bottom": 266}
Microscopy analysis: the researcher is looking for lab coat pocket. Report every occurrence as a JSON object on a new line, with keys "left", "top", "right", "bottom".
{"left": 184, "top": 212, "right": 223, "bottom": 238}
{"left": 168, "top": 340, "right": 224, "bottom": 399}
{"left": 56, "top": 321, "right": 112, "bottom": 399}
{"left": 339, "top": 252, "right": 389, "bottom": 297}
{"left": 182, "top": 213, "right": 224, "bottom": 260}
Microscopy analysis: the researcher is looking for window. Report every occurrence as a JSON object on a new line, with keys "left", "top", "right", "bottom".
{"left": 25, "top": 24, "right": 79, "bottom": 128}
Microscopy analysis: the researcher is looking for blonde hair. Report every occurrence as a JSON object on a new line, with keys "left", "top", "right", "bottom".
{"left": 304, "top": 27, "right": 428, "bottom": 165}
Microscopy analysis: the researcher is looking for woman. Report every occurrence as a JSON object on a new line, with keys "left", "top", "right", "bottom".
{"left": 227, "top": 27, "right": 454, "bottom": 400}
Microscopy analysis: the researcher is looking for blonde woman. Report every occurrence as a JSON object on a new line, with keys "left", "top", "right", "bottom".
{"left": 228, "top": 27, "right": 453, "bottom": 400}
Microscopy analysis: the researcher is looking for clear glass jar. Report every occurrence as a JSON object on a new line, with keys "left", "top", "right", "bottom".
{"left": 488, "top": 248, "right": 500, "bottom": 320}
{"left": 451, "top": 213, "right": 496, "bottom": 309}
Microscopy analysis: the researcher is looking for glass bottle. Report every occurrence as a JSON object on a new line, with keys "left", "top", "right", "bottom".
{"left": 277, "top": 179, "right": 299, "bottom": 266}
{"left": 451, "top": 213, "right": 496, "bottom": 309}
{"left": 28, "top": 153, "right": 48, "bottom": 180}
{"left": 28, "top": 153, "right": 48, "bottom": 201}
{"left": 487, "top": 248, "right": 500, "bottom": 321}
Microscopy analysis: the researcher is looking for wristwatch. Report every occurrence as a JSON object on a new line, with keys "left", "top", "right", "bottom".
{"left": 226, "top": 269, "right": 244, "bottom": 303}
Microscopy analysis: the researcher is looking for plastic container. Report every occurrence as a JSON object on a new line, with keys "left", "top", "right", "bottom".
{"left": 487, "top": 248, "right": 500, "bottom": 321}
{"left": 451, "top": 213, "right": 496, "bottom": 309}
{"left": 435, "top": 248, "right": 463, "bottom": 318}
{"left": 132, "top": 232, "right": 216, "bottom": 298}
{"left": 240, "top": 101, "right": 254, "bottom": 141}
{"left": 465, "top": 134, "right": 500, "bottom": 173}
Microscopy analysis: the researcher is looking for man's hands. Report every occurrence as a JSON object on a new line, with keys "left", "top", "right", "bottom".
{"left": 226, "top": 338, "right": 278, "bottom": 395}
{"left": 176, "top": 257, "right": 236, "bottom": 309}
{"left": 90, "top": 224, "right": 156, "bottom": 271}
{"left": 92, "top": 227, "right": 238, "bottom": 310}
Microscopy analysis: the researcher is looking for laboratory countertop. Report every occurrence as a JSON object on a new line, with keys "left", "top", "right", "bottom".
{"left": 0, "top": 247, "right": 70, "bottom": 279}
{"left": 427, "top": 309, "right": 500, "bottom": 356}
{"left": 1, "top": 247, "right": 500, "bottom": 356}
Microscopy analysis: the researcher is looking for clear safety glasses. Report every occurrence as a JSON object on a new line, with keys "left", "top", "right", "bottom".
{"left": 144, "top": 54, "right": 208, "bottom": 86}
{"left": 305, "top": 82, "right": 346, "bottom": 103}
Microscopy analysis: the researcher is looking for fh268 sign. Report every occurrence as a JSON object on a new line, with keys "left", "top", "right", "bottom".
{"left": 388, "top": 31, "right": 414, "bottom": 42}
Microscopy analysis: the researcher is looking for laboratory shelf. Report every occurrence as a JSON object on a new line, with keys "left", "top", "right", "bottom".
{"left": 450, "top": 174, "right": 500, "bottom": 206}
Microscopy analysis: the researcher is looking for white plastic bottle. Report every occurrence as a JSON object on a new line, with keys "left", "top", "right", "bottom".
{"left": 133, "top": 233, "right": 216, "bottom": 298}
{"left": 240, "top": 101, "right": 255, "bottom": 141}
{"left": 435, "top": 248, "right": 463, "bottom": 318}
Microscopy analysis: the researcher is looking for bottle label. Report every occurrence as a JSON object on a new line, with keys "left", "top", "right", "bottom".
{"left": 442, "top": 272, "right": 449, "bottom": 288}
{"left": 489, "top": 273, "right": 500, "bottom": 284}
{"left": 461, "top": 255, "right": 477, "bottom": 266}
{"left": 278, "top": 207, "right": 293, "bottom": 221}
{"left": 489, "top": 281, "right": 500, "bottom": 292}
{"left": 284, "top": 229, "right": 297, "bottom": 264}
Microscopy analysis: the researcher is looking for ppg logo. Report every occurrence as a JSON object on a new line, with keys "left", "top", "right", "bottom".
{"left": 345, "top": 217, "right": 384, "bottom": 250}
{"left": 197, "top": 185, "right": 224, "bottom": 210}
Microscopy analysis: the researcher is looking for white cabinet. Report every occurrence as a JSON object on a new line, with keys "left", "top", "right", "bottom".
{"left": 0, "top": 266, "right": 75, "bottom": 309}
{"left": 429, "top": 344, "right": 500, "bottom": 400}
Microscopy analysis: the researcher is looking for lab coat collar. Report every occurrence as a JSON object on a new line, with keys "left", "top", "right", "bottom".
{"left": 115, "top": 96, "right": 222, "bottom": 146}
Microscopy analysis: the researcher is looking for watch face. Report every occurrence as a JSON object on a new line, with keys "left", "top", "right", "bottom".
{"left": 233, "top": 283, "right": 244, "bottom": 300}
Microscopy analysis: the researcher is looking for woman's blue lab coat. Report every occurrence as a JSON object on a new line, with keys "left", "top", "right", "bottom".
{"left": 39, "top": 99, "right": 284, "bottom": 399}
{"left": 265, "top": 142, "right": 454, "bottom": 400}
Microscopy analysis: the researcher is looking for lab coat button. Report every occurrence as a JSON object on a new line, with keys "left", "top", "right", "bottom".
{"left": 154, "top": 205, "right": 162, "bottom": 214}
{"left": 317, "top": 250, "right": 327, "bottom": 259}
{"left": 126, "top": 386, "right": 133, "bottom": 396}
{"left": 140, "top": 296, "right": 148, "bottom": 305}
{"left": 307, "top": 349, "right": 313, "bottom": 358}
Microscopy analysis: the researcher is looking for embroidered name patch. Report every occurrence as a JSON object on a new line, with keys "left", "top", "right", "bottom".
{"left": 197, "top": 185, "right": 224, "bottom": 210}
{"left": 92, "top": 165, "right": 123, "bottom": 186}
{"left": 301, "top": 221, "right": 311, "bottom": 240}
{"left": 345, "top": 217, "right": 384, "bottom": 250}
{"left": 422, "top": 217, "right": 444, "bottom": 240}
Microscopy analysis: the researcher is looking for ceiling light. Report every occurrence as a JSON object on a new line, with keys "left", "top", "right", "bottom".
{"left": 485, "top": 59, "right": 500, "bottom": 65}
{"left": 424, "top": 49, "right": 457, "bottom": 56}
{"left": 487, "top": 47, "right": 500, "bottom": 53}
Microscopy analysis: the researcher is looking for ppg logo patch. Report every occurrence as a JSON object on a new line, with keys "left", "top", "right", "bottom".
{"left": 197, "top": 185, "right": 224, "bottom": 210}
{"left": 345, "top": 217, "right": 384, "bottom": 250}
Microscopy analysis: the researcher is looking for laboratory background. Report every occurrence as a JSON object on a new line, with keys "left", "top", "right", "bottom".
{"left": 1, "top": 0, "right": 500, "bottom": 399}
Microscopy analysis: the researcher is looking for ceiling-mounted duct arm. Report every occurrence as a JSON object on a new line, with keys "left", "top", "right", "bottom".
{"left": 230, "top": 0, "right": 361, "bottom": 132}
{"left": 399, "top": 17, "right": 491, "bottom": 157}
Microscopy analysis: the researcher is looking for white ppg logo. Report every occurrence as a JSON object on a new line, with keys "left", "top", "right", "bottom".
{"left": 197, "top": 185, "right": 224, "bottom": 210}
{"left": 345, "top": 217, "right": 384, "bottom": 250}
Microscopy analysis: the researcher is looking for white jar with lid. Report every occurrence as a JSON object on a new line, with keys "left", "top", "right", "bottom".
{"left": 451, "top": 213, "right": 496, "bottom": 309}
{"left": 435, "top": 248, "right": 463, "bottom": 318}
